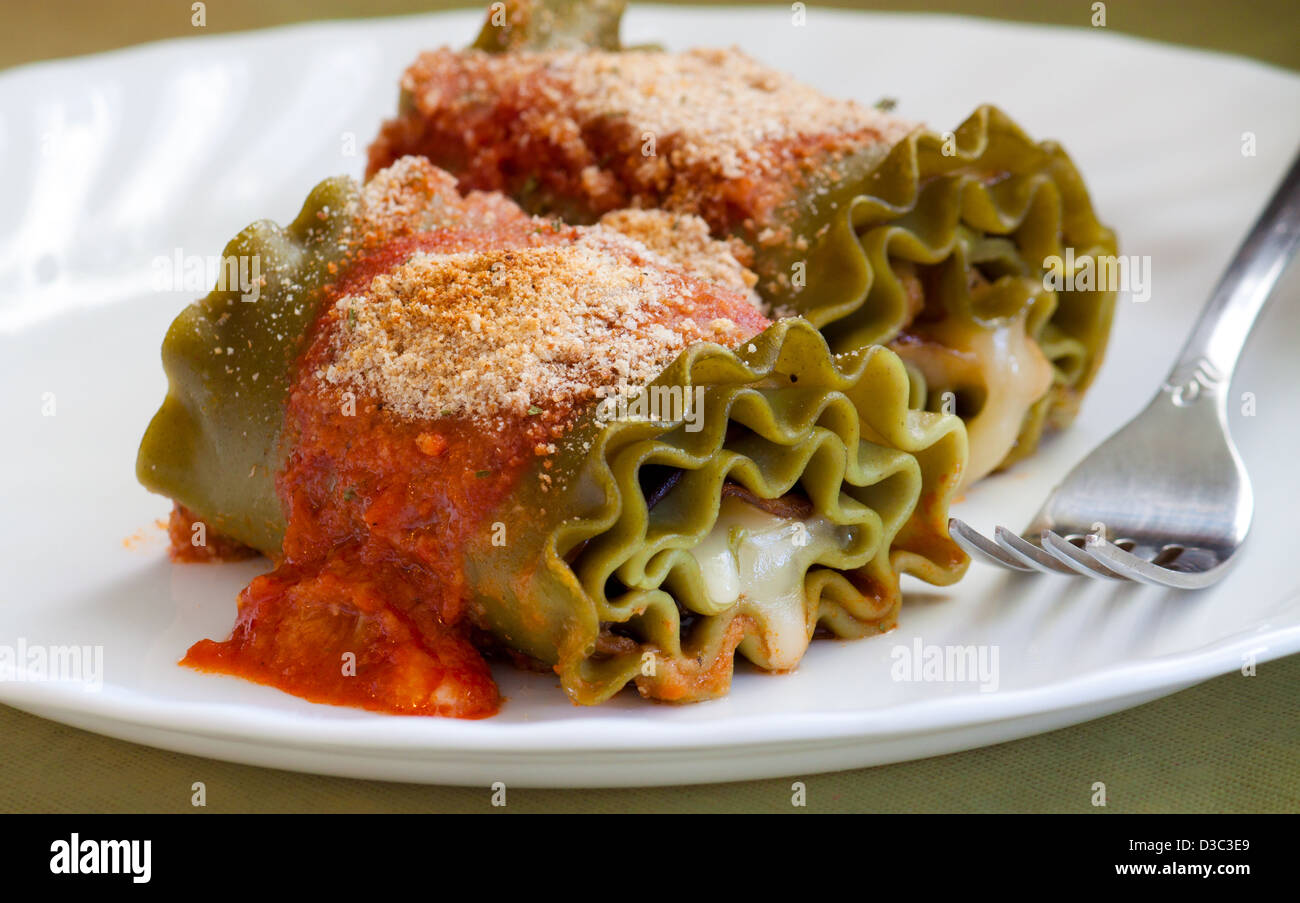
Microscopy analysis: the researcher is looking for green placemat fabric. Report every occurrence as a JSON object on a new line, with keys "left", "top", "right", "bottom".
{"left": 1, "top": 1, "right": 1297, "bottom": 812}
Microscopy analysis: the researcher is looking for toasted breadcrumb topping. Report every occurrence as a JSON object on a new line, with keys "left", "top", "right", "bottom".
{"left": 598, "top": 208, "right": 759, "bottom": 300}
{"left": 560, "top": 48, "right": 913, "bottom": 176}
{"left": 400, "top": 46, "right": 914, "bottom": 180}
{"left": 378, "top": 47, "right": 917, "bottom": 286}
{"left": 322, "top": 225, "right": 754, "bottom": 422}
{"left": 348, "top": 156, "right": 531, "bottom": 244}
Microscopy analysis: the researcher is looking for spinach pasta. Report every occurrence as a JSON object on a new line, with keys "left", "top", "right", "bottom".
{"left": 368, "top": 0, "right": 1118, "bottom": 484}
{"left": 137, "top": 158, "right": 968, "bottom": 714}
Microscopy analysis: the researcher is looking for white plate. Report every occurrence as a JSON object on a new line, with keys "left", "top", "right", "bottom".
{"left": 1, "top": 6, "right": 1298, "bottom": 788}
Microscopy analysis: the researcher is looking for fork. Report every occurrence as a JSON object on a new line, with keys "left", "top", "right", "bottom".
{"left": 950, "top": 150, "right": 1300, "bottom": 588}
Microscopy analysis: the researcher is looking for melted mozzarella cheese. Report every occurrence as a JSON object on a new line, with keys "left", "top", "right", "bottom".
{"left": 688, "top": 496, "right": 844, "bottom": 671}
{"left": 893, "top": 310, "right": 1053, "bottom": 487}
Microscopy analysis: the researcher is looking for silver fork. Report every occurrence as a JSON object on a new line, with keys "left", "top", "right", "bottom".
{"left": 951, "top": 151, "right": 1300, "bottom": 589}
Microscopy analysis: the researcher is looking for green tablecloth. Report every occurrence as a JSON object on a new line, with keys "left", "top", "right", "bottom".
{"left": 2, "top": 0, "right": 1296, "bottom": 813}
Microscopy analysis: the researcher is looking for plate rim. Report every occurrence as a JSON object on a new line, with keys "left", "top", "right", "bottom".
{"left": 2, "top": 623, "right": 1294, "bottom": 753}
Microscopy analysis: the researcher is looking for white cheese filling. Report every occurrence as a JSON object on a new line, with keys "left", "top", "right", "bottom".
{"left": 893, "top": 308, "right": 1053, "bottom": 487}
{"left": 686, "top": 495, "right": 846, "bottom": 671}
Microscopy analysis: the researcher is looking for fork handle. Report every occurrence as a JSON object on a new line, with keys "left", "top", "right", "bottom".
{"left": 1165, "top": 151, "right": 1300, "bottom": 399}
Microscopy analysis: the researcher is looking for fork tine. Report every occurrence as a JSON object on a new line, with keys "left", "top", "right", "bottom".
{"left": 1085, "top": 538, "right": 1228, "bottom": 590}
{"left": 948, "top": 518, "right": 1035, "bottom": 572}
{"left": 1040, "top": 530, "right": 1125, "bottom": 580}
{"left": 994, "top": 526, "right": 1077, "bottom": 575}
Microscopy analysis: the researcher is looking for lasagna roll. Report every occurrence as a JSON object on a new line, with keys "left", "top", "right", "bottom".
{"left": 369, "top": 0, "right": 1118, "bottom": 484}
{"left": 136, "top": 158, "right": 967, "bottom": 715}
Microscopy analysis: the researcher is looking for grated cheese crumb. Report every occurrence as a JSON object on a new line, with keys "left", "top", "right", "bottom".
{"left": 322, "top": 225, "right": 757, "bottom": 422}
{"left": 598, "top": 208, "right": 759, "bottom": 301}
